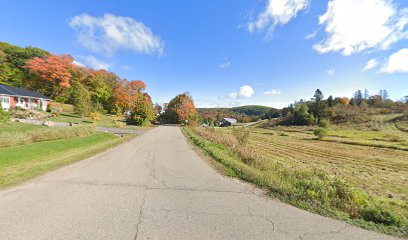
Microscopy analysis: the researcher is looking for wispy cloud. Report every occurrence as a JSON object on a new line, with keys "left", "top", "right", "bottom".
{"left": 326, "top": 68, "right": 336, "bottom": 76}
{"left": 363, "top": 59, "right": 379, "bottom": 72}
{"left": 219, "top": 59, "right": 231, "bottom": 69}
{"left": 69, "top": 13, "right": 164, "bottom": 56}
{"left": 305, "top": 30, "right": 317, "bottom": 40}
{"left": 264, "top": 89, "right": 281, "bottom": 96}
{"left": 246, "top": 0, "right": 310, "bottom": 36}
{"left": 314, "top": 0, "right": 408, "bottom": 56}
{"left": 121, "top": 65, "right": 132, "bottom": 71}
{"left": 75, "top": 55, "right": 112, "bottom": 70}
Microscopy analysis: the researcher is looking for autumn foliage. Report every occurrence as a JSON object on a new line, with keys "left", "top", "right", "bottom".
{"left": 16, "top": 44, "right": 157, "bottom": 125}
{"left": 161, "top": 93, "right": 198, "bottom": 125}
{"left": 25, "top": 54, "right": 76, "bottom": 96}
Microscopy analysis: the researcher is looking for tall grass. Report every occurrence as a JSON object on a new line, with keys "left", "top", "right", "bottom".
{"left": 184, "top": 127, "right": 408, "bottom": 238}
{"left": 0, "top": 126, "right": 96, "bottom": 148}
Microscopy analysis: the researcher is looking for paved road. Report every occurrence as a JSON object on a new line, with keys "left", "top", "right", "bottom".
{"left": 0, "top": 126, "right": 396, "bottom": 240}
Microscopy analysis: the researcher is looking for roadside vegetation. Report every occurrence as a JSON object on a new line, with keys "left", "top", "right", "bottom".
{"left": 183, "top": 125, "right": 408, "bottom": 238}
{"left": 0, "top": 132, "right": 128, "bottom": 188}
{"left": 184, "top": 89, "right": 408, "bottom": 238}
{"left": 0, "top": 122, "right": 95, "bottom": 148}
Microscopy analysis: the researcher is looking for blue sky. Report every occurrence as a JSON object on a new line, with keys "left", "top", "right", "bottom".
{"left": 0, "top": 0, "right": 407, "bottom": 108}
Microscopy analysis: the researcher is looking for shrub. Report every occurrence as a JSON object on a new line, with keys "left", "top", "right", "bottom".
{"left": 0, "top": 102, "right": 10, "bottom": 123}
{"left": 314, "top": 128, "right": 328, "bottom": 140}
{"left": 360, "top": 204, "right": 406, "bottom": 226}
{"left": 71, "top": 82, "right": 91, "bottom": 116}
{"left": 318, "top": 119, "right": 330, "bottom": 128}
{"left": 114, "top": 120, "right": 125, "bottom": 128}
{"left": 90, "top": 112, "right": 101, "bottom": 125}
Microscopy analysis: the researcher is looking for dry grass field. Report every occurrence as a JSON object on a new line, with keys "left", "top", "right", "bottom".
{"left": 184, "top": 114, "right": 408, "bottom": 237}
{"left": 222, "top": 126, "right": 408, "bottom": 202}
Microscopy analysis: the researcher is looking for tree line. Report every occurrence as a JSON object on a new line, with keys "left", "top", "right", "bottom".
{"left": 282, "top": 89, "right": 407, "bottom": 126}
{"left": 0, "top": 41, "right": 201, "bottom": 126}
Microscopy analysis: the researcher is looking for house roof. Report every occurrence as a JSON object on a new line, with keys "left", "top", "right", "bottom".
{"left": 0, "top": 84, "right": 50, "bottom": 100}
{"left": 223, "top": 118, "right": 237, "bottom": 124}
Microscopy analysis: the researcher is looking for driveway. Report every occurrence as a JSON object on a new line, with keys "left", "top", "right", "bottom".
{"left": 0, "top": 126, "right": 396, "bottom": 240}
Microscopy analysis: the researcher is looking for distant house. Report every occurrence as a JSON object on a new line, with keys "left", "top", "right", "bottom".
{"left": 220, "top": 118, "right": 237, "bottom": 127}
{"left": 0, "top": 84, "right": 50, "bottom": 111}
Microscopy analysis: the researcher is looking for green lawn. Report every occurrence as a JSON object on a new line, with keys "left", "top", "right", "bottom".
{"left": 0, "top": 132, "right": 128, "bottom": 188}
{"left": 0, "top": 121, "right": 45, "bottom": 133}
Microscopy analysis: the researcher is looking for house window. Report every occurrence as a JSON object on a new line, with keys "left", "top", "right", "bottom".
{"left": 1, "top": 96, "right": 9, "bottom": 104}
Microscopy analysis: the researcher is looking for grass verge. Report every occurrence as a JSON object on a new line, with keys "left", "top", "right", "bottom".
{"left": 0, "top": 132, "right": 133, "bottom": 188}
{"left": 0, "top": 124, "right": 96, "bottom": 148}
{"left": 182, "top": 127, "right": 408, "bottom": 238}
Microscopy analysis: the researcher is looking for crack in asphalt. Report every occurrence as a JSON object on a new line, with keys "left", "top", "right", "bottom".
{"left": 58, "top": 180, "right": 252, "bottom": 195}
{"left": 298, "top": 224, "right": 350, "bottom": 239}
{"left": 134, "top": 187, "right": 147, "bottom": 240}
{"left": 146, "top": 145, "right": 167, "bottom": 188}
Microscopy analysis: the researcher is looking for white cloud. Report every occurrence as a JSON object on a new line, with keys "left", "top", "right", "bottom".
{"left": 247, "top": 0, "right": 309, "bottom": 35}
{"left": 380, "top": 48, "right": 408, "bottom": 73}
{"left": 219, "top": 59, "right": 231, "bottom": 69}
{"left": 305, "top": 30, "right": 317, "bottom": 40}
{"left": 264, "top": 89, "right": 281, "bottom": 96}
{"left": 326, "top": 68, "right": 336, "bottom": 76}
{"left": 195, "top": 98, "right": 240, "bottom": 108}
{"left": 363, "top": 58, "right": 380, "bottom": 71}
{"left": 76, "top": 55, "right": 111, "bottom": 70}
{"left": 230, "top": 85, "right": 255, "bottom": 99}
{"left": 121, "top": 65, "right": 132, "bottom": 71}
{"left": 69, "top": 13, "right": 164, "bottom": 56}
{"left": 72, "top": 60, "right": 85, "bottom": 68}
{"left": 314, "top": 0, "right": 408, "bottom": 56}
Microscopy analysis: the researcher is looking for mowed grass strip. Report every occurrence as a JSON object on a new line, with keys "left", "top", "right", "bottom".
{"left": 0, "top": 124, "right": 96, "bottom": 148}
{"left": 183, "top": 127, "right": 408, "bottom": 238}
{"left": 0, "top": 132, "right": 127, "bottom": 188}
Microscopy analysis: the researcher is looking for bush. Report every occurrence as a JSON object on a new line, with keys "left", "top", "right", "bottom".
{"left": 90, "top": 112, "right": 101, "bottom": 125}
{"left": 360, "top": 204, "right": 406, "bottom": 226}
{"left": 314, "top": 128, "right": 328, "bottom": 140}
{"left": 318, "top": 119, "right": 330, "bottom": 128}
{"left": 0, "top": 102, "right": 10, "bottom": 123}
{"left": 71, "top": 82, "right": 91, "bottom": 116}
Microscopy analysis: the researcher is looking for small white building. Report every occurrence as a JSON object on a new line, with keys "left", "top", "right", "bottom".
{"left": 0, "top": 84, "right": 50, "bottom": 111}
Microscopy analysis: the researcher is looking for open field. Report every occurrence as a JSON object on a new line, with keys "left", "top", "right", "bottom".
{"left": 183, "top": 116, "right": 408, "bottom": 237}
{"left": 0, "top": 132, "right": 129, "bottom": 188}
{"left": 46, "top": 112, "right": 150, "bottom": 130}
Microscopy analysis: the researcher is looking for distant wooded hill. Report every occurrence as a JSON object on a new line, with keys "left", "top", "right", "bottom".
{"left": 197, "top": 105, "right": 282, "bottom": 123}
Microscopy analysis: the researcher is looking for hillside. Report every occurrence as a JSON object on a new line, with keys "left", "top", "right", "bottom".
{"left": 197, "top": 105, "right": 281, "bottom": 123}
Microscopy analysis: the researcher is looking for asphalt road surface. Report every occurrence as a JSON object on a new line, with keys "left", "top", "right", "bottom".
{"left": 0, "top": 126, "right": 396, "bottom": 240}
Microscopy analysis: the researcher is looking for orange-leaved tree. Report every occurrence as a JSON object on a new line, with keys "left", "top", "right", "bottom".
{"left": 24, "top": 54, "right": 76, "bottom": 98}
{"left": 162, "top": 93, "right": 198, "bottom": 125}
{"left": 111, "top": 79, "right": 144, "bottom": 112}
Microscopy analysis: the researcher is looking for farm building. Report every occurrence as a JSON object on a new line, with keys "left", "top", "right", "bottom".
{"left": 220, "top": 118, "right": 237, "bottom": 127}
{"left": 0, "top": 84, "right": 50, "bottom": 111}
